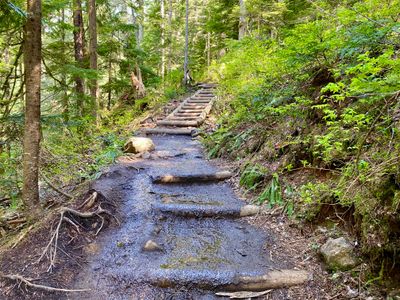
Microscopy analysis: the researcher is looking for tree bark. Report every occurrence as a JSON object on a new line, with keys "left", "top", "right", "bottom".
{"left": 130, "top": 0, "right": 145, "bottom": 98}
{"left": 73, "top": 0, "right": 85, "bottom": 117}
{"left": 183, "top": 0, "right": 190, "bottom": 85}
{"left": 23, "top": 0, "right": 42, "bottom": 213}
{"left": 160, "top": 0, "right": 165, "bottom": 80}
{"left": 61, "top": 8, "right": 68, "bottom": 122}
{"left": 167, "top": 0, "right": 172, "bottom": 72}
{"left": 239, "top": 0, "right": 247, "bottom": 40}
{"left": 88, "top": 0, "right": 98, "bottom": 123}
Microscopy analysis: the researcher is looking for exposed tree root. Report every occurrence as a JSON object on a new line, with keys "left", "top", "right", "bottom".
{"left": 0, "top": 272, "right": 89, "bottom": 293}
{"left": 37, "top": 192, "right": 119, "bottom": 272}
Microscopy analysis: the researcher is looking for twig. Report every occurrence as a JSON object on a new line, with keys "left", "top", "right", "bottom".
{"left": 40, "top": 173, "right": 73, "bottom": 199}
{"left": 12, "top": 225, "right": 34, "bottom": 249}
{"left": 0, "top": 273, "right": 89, "bottom": 293}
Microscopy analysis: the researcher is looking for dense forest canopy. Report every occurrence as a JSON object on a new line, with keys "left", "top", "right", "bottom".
{"left": 1, "top": 0, "right": 400, "bottom": 290}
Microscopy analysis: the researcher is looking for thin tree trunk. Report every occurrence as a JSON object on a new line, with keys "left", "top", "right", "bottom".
{"left": 130, "top": 0, "right": 145, "bottom": 98}
{"left": 160, "top": 0, "right": 165, "bottom": 80}
{"left": 207, "top": 32, "right": 211, "bottom": 67}
{"left": 23, "top": 0, "right": 42, "bottom": 213}
{"left": 239, "top": 0, "right": 247, "bottom": 40}
{"left": 167, "top": 0, "right": 172, "bottom": 72}
{"left": 107, "top": 58, "right": 112, "bottom": 110}
{"left": 73, "top": 0, "right": 85, "bottom": 117}
{"left": 88, "top": 0, "right": 98, "bottom": 122}
{"left": 183, "top": 0, "right": 190, "bottom": 85}
{"left": 61, "top": 8, "right": 68, "bottom": 122}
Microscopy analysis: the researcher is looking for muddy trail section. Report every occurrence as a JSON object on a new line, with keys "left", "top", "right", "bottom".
{"left": 71, "top": 135, "right": 299, "bottom": 299}
{"left": 70, "top": 86, "right": 309, "bottom": 299}
{"left": 1, "top": 85, "right": 313, "bottom": 300}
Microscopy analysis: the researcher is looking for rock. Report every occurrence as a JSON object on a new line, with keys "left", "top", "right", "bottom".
{"left": 124, "top": 137, "right": 155, "bottom": 154}
{"left": 320, "top": 237, "right": 357, "bottom": 270}
{"left": 143, "top": 240, "right": 162, "bottom": 252}
{"left": 141, "top": 151, "right": 151, "bottom": 159}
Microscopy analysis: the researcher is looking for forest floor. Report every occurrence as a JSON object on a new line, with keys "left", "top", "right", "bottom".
{"left": 0, "top": 89, "right": 378, "bottom": 300}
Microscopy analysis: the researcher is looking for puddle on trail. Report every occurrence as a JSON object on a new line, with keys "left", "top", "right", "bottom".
{"left": 72, "top": 135, "right": 277, "bottom": 300}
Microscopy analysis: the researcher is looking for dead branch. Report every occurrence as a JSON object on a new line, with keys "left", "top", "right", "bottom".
{"left": 0, "top": 272, "right": 89, "bottom": 293}
{"left": 77, "top": 192, "right": 98, "bottom": 210}
{"left": 41, "top": 173, "right": 73, "bottom": 199}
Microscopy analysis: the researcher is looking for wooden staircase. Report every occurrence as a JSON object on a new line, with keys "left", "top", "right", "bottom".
{"left": 143, "top": 83, "right": 216, "bottom": 135}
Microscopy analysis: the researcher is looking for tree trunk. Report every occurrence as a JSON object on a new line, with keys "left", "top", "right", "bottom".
{"left": 239, "top": 0, "right": 247, "bottom": 40}
{"left": 167, "top": 0, "right": 172, "bottom": 72}
{"left": 160, "top": 0, "right": 165, "bottom": 80}
{"left": 130, "top": 0, "right": 145, "bottom": 98}
{"left": 206, "top": 32, "right": 211, "bottom": 67}
{"left": 61, "top": 8, "right": 68, "bottom": 122}
{"left": 107, "top": 58, "right": 112, "bottom": 110}
{"left": 183, "top": 0, "right": 190, "bottom": 86}
{"left": 88, "top": 0, "right": 98, "bottom": 123}
{"left": 23, "top": 0, "right": 42, "bottom": 213}
{"left": 73, "top": 0, "right": 85, "bottom": 117}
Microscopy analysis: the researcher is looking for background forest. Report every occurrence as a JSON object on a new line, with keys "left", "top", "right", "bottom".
{"left": 1, "top": 0, "right": 400, "bottom": 289}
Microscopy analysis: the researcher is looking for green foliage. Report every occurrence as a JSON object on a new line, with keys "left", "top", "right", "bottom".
{"left": 204, "top": 0, "right": 400, "bottom": 280}
{"left": 239, "top": 163, "right": 267, "bottom": 190}
{"left": 257, "top": 173, "right": 283, "bottom": 207}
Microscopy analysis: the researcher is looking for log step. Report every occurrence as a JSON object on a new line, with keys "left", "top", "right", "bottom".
{"left": 142, "top": 128, "right": 195, "bottom": 135}
{"left": 187, "top": 100, "right": 211, "bottom": 104}
{"left": 154, "top": 203, "right": 260, "bottom": 218}
{"left": 176, "top": 110, "right": 203, "bottom": 113}
{"left": 180, "top": 106, "right": 206, "bottom": 110}
{"left": 150, "top": 269, "right": 310, "bottom": 291}
{"left": 167, "top": 117, "right": 200, "bottom": 121}
{"left": 191, "top": 97, "right": 213, "bottom": 100}
{"left": 152, "top": 171, "right": 233, "bottom": 184}
{"left": 157, "top": 120, "right": 200, "bottom": 127}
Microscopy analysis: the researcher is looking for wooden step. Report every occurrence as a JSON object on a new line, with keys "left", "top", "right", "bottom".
{"left": 152, "top": 170, "right": 233, "bottom": 183}
{"left": 176, "top": 109, "right": 203, "bottom": 113}
{"left": 180, "top": 105, "right": 206, "bottom": 110}
{"left": 187, "top": 99, "right": 211, "bottom": 104}
{"left": 167, "top": 116, "right": 200, "bottom": 121}
{"left": 142, "top": 128, "right": 194, "bottom": 135}
{"left": 157, "top": 120, "right": 199, "bottom": 127}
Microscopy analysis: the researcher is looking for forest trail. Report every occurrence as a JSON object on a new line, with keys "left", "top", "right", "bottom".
{"left": 70, "top": 87, "right": 309, "bottom": 299}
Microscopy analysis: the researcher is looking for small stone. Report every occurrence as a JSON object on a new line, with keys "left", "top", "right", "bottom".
{"left": 320, "top": 237, "right": 357, "bottom": 270}
{"left": 124, "top": 137, "right": 155, "bottom": 154}
{"left": 141, "top": 151, "right": 151, "bottom": 159}
{"left": 143, "top": 240, "right": 162, "bottom": 252}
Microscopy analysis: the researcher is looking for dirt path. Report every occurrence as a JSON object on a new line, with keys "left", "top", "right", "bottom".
{"left": 71, "top": 135, "right": 277, "bottom": 299}
{"left": 68, "top": 86, "right": 310, "bottom": 299}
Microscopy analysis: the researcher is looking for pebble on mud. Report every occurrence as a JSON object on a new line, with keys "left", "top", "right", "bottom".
{"left": 320, "top": 237, "right": 357, "bottom": 270}
{"left": 143, "top": 240, "right": 163, "bottom": 252}
{"left": 124, "top": 137, "right": 155, "bottom": 154}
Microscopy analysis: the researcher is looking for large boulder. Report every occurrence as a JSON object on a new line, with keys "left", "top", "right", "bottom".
{"left": 320, "top": 237, "right": 357, "bottom": 270}
{"left": 124, "top": 137, "right": 155, "bottom": 154}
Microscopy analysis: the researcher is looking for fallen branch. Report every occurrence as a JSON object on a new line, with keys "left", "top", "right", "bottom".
{"left": 0, "top": 273, "right": 89, "bottom": 293}
{"left": 41, "top": 173, "right": 73, "bottom": 199}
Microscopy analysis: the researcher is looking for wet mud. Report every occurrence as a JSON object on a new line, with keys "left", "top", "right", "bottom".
{"left": 72, "top": 135, "right": 279, "bottom": 299}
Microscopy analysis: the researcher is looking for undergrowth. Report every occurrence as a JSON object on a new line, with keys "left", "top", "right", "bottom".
{"left": 203, "top": 0, "right": 400, "bottom": 286}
